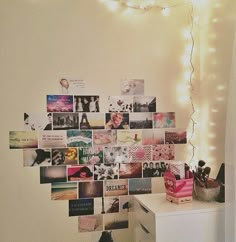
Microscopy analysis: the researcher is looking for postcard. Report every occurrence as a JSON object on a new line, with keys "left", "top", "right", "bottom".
{"left": 69, "top": 198, "right": 94, "bottom": 216}
{"left": 79, "top": 113, "right": 104, "bottom": 129}
{"left": 9, "top": 131, "right": 38, "bottom": 149}
{"left": 121, "top": 79, "right": 144, "bottom": 95}
{"left": 52, "top": 148, "right": 77, "bottom": 165}
{"left": 133, "top": 96, "right": 156, "bottom": 112}
{"left": 165, "top": 129, "right": 187, "bottom": 144}
{"left": 68, "top": 165, "right": 93, "bottom": 181}
{"left": 119, "top": 195, "right": 133, "bottom": 213}
{"left": 143, "top": 161, "right": 168, "bottom": 177}
{"left": 79, "top": 214, "right": 103, "bottom": 232}
{"left": 142, "top": 129, "right": 165, "bottom": 145}
{"left": 67, "top": 130, "right": 92, "bottom": 147}
{"left": 93, "top": 130, "right": 117, "bottom": 146}
{"left": 129, "top": 113, "right": 153, "bottom": 129}
{"left": 153, "top": 112, "right": 176, "bottom": 128}
{"left": 79, "top": 181, "right": 104, "bottom": 198}
{"left": 24, "top": 112, "right": 52, "bottom": 131}
{"left": 74, "top": 95, "right": 100, "bottom": 112}
{"left": 59, "top": 78, "right": 86, "bottom": 94}
{"left": 104, "top": 179, "right": 128, "bottom": 197}
{"left": 117, "top": 130, "right": 142, "bottom": 145}
{"left": 104, "top": 213, "right": 128, "bottom": 230}
{"left": 40, "top": 166, "right": 67, "bottom": 184}
{"left": 38, "top": 130, "right": 67, "bottom": 148}
{"left": 119, "top": 163, "right": 142, "bottom": 179}
{"left": 23, "top": 149, "right": 51, "bottom": 167}
{"left": 129, "top": 178, "right": 152, "bottom": 195}
{"left": 52, "top": 112, "right": 79, "bottom": 130}
{"left": 152, "top": 144, "right": 175, "bottom": 160}
{"left": 51, "top": 182, "right": 77, "bottom": 200}
{"left": 108, "top": 96, "right": 133, "bottom": 112}
{"left": 46, "top": 95, "right": 74, "bottom": 112}
{"left": 105, "top": 113, "right": 129, "bottom": 129}
{"left": 129, "top": 145, "right": 152, "bottom": 162}
{"left": 94, "top": 163, "right": 119, "bottom": 180}
{"left": 78, "top": 147, "right": 103, "bottom": 164}
{"left": 103, "top": 146, "right": 130, "bottom": 163}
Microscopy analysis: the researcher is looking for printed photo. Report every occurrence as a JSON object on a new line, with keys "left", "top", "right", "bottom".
{"left": 79, "top": 113, "right": 104, "bottom": 129}
{"left": 69, "top": 198, "right": 94, "bottom": 216}
{"left": 38, "top": 130, "right": 67, "bottom": 148}
{"left": 94, "top": 163, "right": 119, "bottom": 180}
{"left": 24, "top": 112, "right": 52, "bottom": 131}
{"left": 104, "top": 197, "right": 119, "bottom": 214}
{"left": 108, "top": 96, "right": 133, "bottom": 112}
{"left": 79, "top": 181, "right": 104, "bottom": 198}
{"left": 40, "top": 166, "right": 67, "bottom": 184}
{"left": 23, "top": 149, "right": 51, "bottom": 167}
{"left": 59, "top": 78, "right": 85, "bottom": 94}
{"left": 119, "top": 195, "right": 133, "bottom": 213}
{"left": 142, "top": 129, "right": 155, "bottom": 145}
{"left": 9, "top": 131, "right": 38, "bottom": 149}
{"left": 165, "top": 129, "right": 187, "bottom": 144}
{"left": 129, "top": 178, "right": 152, "bottom": 195}
{"left": 152, "top": 144, "right": 175, "bottom": 160}
{"left": 46, "top": 95, "right": 74, "bottom": 112}
{"left": 153, "top": 112, "right": 176, "bottom": 128}
{"left": 52, "top": 148, "right": 77, "bottom": 165}
{"left": 79, "top": 214, "right": 103, "bottom": 232}
{"left": 67, "top": 130, "right": 92, "bottom": 147}
{"left": 119, "top": 163, "right": 142, "bottom": 179}
{"left": 104, "top": 179, "right": 128, "bottom": 197}
{"left": 117, "top": 130, "right": 142, "bottom": 145}
{"left": 129, "top": 113, "right": 153, "bottom": 129}
{"left": 74, "top": 95, "right": 100, "bottom": 112}
{"left": 79, "top": 147, "right": 103, "bottom": 164}
{"left": 133, "top": 96, "right": 156, "bottom": 112}
{"left": 104, "top": 213, "right": 128, "bottom": 230}
{"left": 51, "top": 182, "right": 77, "bottom": 200}
{"left": 103, "top": 146, "right": 130, "bottom": 163}
{"left": 152, "top": 129, "right": 165, "bottom": 144}
{"left": 121, "top": 79, "right": 144, "bottom": 95}
{"left": 93, "top": 130, "right": 117, "bottom": 146}
{"left": 143, "top": 161, "right": 168, "bottom": 177}
{"left": 129, "top": 145, "right": 152, "bottom": 162}
{"left": 105, "top": 113, "right": 129, "bottom": 129}
{"left": 68, "top": 165, "right": 93, "bottom": 181}
{"left": 53, "top": 112, "right": 79, "bottom": 130}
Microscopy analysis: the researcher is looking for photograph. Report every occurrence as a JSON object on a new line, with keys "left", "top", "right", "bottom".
{"left": 68, "top": 165, "right": 93, "bottom": 181}
{"left": 153, "top": 112, "right": 176, "bottom": 128}
{"left": 104, "top": 213, "right": 128, "bottom": 230}
{"left": 93, "top": 130, "right": 117, "bottom": 146}
{"left": 67, "top": 130, "right": 92, "bottom": 147}
{"left": 141, "top": 129, "right": 155, "bottom": 145}
{"left": 129, "top": 145, "right": 152, "bottom": 162}
{"left": 24, "top": 112, "right": 53, "bottom": 130}
{"left": 119, "top": 195, "right": 133, "bottom": 213}
{"left": 46, "top": 95, "right": 74, "bottom": 112}
{"left": 51, "top": 182, "right": 77, "bottom": 200}
{"left": 129, "top": 113, "right": 153, "bottom": 129}
{"left": 108, "top": 96, "right": 133, "bottom": 112}
{"left": 143, "top": 161, "right": 168, "bottom": 177}
{"left": 165, "top": 129, "right": 187, "bottom": 144}
{"left": 119, "top": 163, "right": 142, "bottom": 179}
{"left": 79, "top": 147, "right": 103, "bottom": 164}
{"left": 59, "top": 78, "right": 85, "bottom": 94}
{"left": 94, "top": 163, "right": 119, "bottom": 180}
{"left": 74, "top": 95, "right": 100, "bottom": 112}
{"left": 133, "top": 96, "right": 156, "bottom": 112}
{"left": 129, "top": 178, "right": 152, "bottom": 195}
{"left": 53, "top": 112, "right": 79, "bottom": 130}
{"left": 52, "top": 148, "right": 77, "bottom": 165}
{"left": 104, "top": 179, "right": 128, "bottom": 197}
{"left": 9, "top": 131, "right": 38, "bottom": 149}
{"left": 105, "top": 113, "right": 129, "bottom": 129}
{"left": 120, "top": 79, "right": 144, "bottom": 95}
{"left": 69, "top": 198, "right": 94, "bottom": 216}
{"left": 40, "top": 166, "right": 67, "bottom": 184}
{"left": 152, "top": 144, "right": 175, "bottom": 160}
{"left": 103, "top": 146, "right": 130, "bottom": 163}
{"left": 103, "top": 197, "right": 119, "bottom": 213}
{"left": 38, "top": 130, "right": 67, "bottom": 148}
{"left": 79, "top": 181, "right": 104, "bottom": 198}
{"left": 79, "top": 214, "right": 103, "bottom": 232}
{"left": 117, "top": 130, "right": 142, "bottom": 145}
{"left": 79, "top": 113, "right": 104, "bottom": 129}
{"left": 23, "top": 148, "right": 51, "bottom": 167}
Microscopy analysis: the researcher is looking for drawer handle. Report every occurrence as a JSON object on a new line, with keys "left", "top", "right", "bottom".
{"left": 140, "top": 223, "right": 150, "bottom": 234}
{"left": 139, "top": 203, "right": 149, "bottom": 213}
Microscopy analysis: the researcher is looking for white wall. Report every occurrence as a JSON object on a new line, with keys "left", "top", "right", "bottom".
{"left": 0, "top": 0, "right": 234, "bottom": 242}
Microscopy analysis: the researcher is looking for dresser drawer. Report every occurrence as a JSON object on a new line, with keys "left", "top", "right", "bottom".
{"left": 135, "top": 221, "right": 155, "bottom": 242}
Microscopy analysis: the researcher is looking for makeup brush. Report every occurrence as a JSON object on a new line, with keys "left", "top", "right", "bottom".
{"left": 198, "top": 160, "right": 206, "bottom": 168}
{"left": 203, "top": 166, "right": 211, "bottom": 188}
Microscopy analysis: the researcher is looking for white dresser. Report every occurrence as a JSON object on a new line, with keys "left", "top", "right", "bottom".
{"left": 133, "top": 193, "right": 225, "bottom": 242}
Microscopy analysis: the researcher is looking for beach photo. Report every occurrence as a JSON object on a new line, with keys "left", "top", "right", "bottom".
{"left": 51, "top": 182, "right": 77, "bottom": 200}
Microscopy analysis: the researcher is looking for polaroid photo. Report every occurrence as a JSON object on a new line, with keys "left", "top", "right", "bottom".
{"left": 38, "top": 130, "right": 67, "bottom": 148}
{"left": 67, "top": 165, "right": 93, "bottom": 181}
{"left": 74, "top": 95, "right": 100, "bottom": 112}
{"left": 24, "top": 112, "right": 52, "bottom": 131}
{"left": 133, "top": 96, "right": 156, "bottom": 112}
{"left": 59, "top": 78, "right": 86, "bottom": 94}
{"left": 104, "top": 213, "right": 128, "bottom": 230}
{"left": 46, "top": 95, "right": 74, "bottom": 112}
{"left": 9, "top": 131, "right": 38, "bottom": 149}
{"left": 79, "top": 181, "right": 104, "bottom": 198}
{"left": 52, "top": 148, "right": 77, "bottom": 165}
{"left": 79, "top": 214, "right": 103, "bottom": 232}
{"left": 52, "top": 112, "right": 79, "bottom": 130}
{"left": 23, "top": 148, "right": 51, "bottom": 167}
{"left": 117, "top": 130, "right": 142, "bottom": 145}
{"left": 153, "top": 112, "right": 176, "bottom": 128}
{"left": 67, "top": 130, "right": 92, "bottom": 147}
{"left": 119, "top": 163, "right": 142, "bottom": 179}
{"left": 69, "top": 198, "right": 94, "bottom": 216}
{"left": 152, "top": 144, "right": 175, "bottom": 160}
{"left": 108, "top": 96, "right": 133, "bottom": 112}
{"left": 129, "top": 145, "right": 152, "bottom": 162}
{"left": 165, "top": 129, "right": 187, "bottom": 144}
{"left": 120, "top": 79, "right": 144, "bottom": 96}
{"left": 79, "top": 113, "right": 105, "bottom": 130}
{"left": 129, "top": 112, "right": 153, "bottom": 129}
{"left": 93, "top": 130, "right": 117, "bottom": 146}
{"left": 105, "top": 113, "right": 129, "bottom": 129}
{"left": 40, "top": 166, "right": 67, "bottom": 184}
{"left": 103, "top": 146, "right": 130, "bottom": 163}
{"left": 129, "top": 178, "right": 152, "bottom": 195}
{"left": 51, "top": 182, "right": 77, "bottom": 200}
{"left": 94, "top": 163, "right": 119, "bottom": 180}
{"left": 104, "top": 179, "right": 128, "bottom": 197}
{"left": 79, "top": 147, "right": 103, "bottom": 164}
